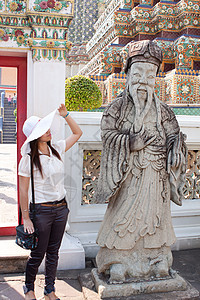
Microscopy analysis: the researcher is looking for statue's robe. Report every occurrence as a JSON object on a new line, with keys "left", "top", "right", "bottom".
{"left": 96, "top": 92, "right": 186, "bottom": 255}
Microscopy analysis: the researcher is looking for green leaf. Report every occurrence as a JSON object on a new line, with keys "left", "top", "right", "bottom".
{"left": 65, "top": 75, "right": 102, "bottom": 111}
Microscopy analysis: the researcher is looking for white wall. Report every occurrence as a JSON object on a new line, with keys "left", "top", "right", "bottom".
{"left": 65, "top": 112, "right": 200, "bottom": 257}
{"left": 28, "top": 58, "right": 66, "bottom": 117}
{"left": 27, "top": 54, "right": 66, "bottom": 140}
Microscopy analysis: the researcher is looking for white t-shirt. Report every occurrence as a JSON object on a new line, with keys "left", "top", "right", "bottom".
{"left": 18, "top": 140, "right": 67, "bottom": 204}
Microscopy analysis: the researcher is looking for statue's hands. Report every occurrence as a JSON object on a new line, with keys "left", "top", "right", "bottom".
{"left": 171, "top": 140, "right": 181, "bottom": 168}
{"left": 168, "top": 132, "right": 184, "bottom": 169}
{"left": 130, "top": 130, "right": 156, "bottom": 151}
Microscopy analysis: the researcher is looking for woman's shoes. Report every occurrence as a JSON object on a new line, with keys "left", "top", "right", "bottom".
{"left": 44, "top": 289, "right": 60, "bottom": 300}
{"left": 23, "top": 286, "right": 37, "bottom": 300}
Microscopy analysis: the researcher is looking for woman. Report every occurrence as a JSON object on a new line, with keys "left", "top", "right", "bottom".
{"left": 18, "top": 104, "right": 82, "bottom": 300}
{"left": 8, "top": 95, "right": 12, "bottom": 105}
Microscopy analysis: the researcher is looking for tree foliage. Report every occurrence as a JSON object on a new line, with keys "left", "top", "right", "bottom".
{"left": 65, "top": 75, "right": 102, "bottom": 111}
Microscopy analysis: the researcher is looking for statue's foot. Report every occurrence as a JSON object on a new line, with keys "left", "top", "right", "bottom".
{"left": 154, "top": 261, "right": 169, "bottom": 278}
{"left": 109, "top": 263, "right": 126, "bottom": 284}
{"left": 169, "top": 268, "right": 177, "bottom": 278}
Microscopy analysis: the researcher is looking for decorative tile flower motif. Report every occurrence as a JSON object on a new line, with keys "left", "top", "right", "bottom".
{"left": 34, "top": 0, "right": 70, "bottom": 12}
{"left": 177, "top": 45, "right": 184, "bottom": 52}
{"left": 177, "top": 78, "right": 194, "bottom": 102}
{"left": 15, "top": 29, "right": 23, "bottom": 37}
{"left": 2, "top": 34, "right": 9, "bottom": 41}
{"left": 7, "top": 0, "right": 25, "bottom": 12}
{"left": 16, "top": 3, "right": 22, "bottom": 11}
{"left": 184, "top": 19, "right": 189, "bottom": 25}
{"left": 39, "top": 1, "right": 48, "bottom": 9}
{"left": 0, "top": 29, "right": 4, "bottom": 37}
{"left": 0, "top": 28, "right": 9, "bottom": 42}
{"left": 55, "top": 1, "right": 62, "bottom": 10}
{"left": 9, "top": 1, "right": 18, "bottom": 10}
{"left": 47, "top": 0, "right": 55, "bottom": 8}
{"left": 0, "top": 29, "right": 29, "bottom": 47}
{"left": 112, "top": 82, "right": 125, "bottom": 98}
{"left": 181, "top": 85, "right": 190, "bottom": 94}
{"left": 46, "top": 40, "right": 55, "bottom": 47}
{"left": 17, "top": 35, "right": 25, "bottom": 44}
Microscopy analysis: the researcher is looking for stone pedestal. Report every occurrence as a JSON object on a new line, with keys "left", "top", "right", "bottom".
{"left": 91, "top": 268, "right": 199, "bottom": 299}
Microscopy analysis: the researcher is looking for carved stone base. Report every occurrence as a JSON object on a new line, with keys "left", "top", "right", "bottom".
{"left": 91, "top": 268, "right": 198, "bottom": 299}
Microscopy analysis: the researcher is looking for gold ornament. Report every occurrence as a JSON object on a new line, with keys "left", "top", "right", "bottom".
{"left": 0, "top": 29, "right": 5, "bottom": 37}
{"left": 17, "top": 35, "right": 25, "bottom": 44}
{"left": 9, "top": 2, "right": 18, "bottom": 11}
{"left": 27, "top": 38, "right": 33, "bottom": 47}
{"left": 55, "top": 1, "right": 62, "bottom": 10}
{"left": 47, "top": 40, "right": 55, "bottom": 47}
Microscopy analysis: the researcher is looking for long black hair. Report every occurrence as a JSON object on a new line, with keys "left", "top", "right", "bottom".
{"left": 30, "top": 139, "right": 61, "bottom": 177}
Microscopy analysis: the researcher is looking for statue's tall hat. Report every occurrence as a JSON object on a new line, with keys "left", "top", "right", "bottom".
{"left": 124, "top": 40, "right": 163, "bottom": 74}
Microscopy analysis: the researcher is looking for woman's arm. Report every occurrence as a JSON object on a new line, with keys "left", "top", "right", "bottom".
{"left": 58, "top": 104, "right": 83, "bottom": 152}
{"left": 19, "top": 175, "right": 34, "bottom": 234}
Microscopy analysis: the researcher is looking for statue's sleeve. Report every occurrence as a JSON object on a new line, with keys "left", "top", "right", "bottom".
{"left": 161, "top": 103, "right": 188, "bottom": 206}
{"left": 161, "top": 102, "right": 180, "bottom": 139}
{"left": 96, "top": 100, "right": 131, "bottom": 204}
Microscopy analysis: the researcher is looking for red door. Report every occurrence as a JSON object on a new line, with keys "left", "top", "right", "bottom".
{"left": 0, "top": 56, "right": 27, "bottom": 235}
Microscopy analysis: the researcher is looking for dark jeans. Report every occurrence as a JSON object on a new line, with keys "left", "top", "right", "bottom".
{"left": 25, "top": 200, "right": 69, "bottom": 293}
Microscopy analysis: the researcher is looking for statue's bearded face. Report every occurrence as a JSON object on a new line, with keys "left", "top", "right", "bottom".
{"left": 127, "top": 62, "right": 158, "bottom": 102}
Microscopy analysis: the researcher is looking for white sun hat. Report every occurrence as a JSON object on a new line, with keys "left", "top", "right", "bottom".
{"left": 21, "top": 109, "right": 60, "bottom": 156}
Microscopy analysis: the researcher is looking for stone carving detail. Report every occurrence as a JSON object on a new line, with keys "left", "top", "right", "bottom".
{"left": 82, "top": 149, "right": 199, "bottom": 204}
{"left": 184, "top": 150, "right": 200, "bottom": 199}
{"left": 82, "top": 150, "right": 101, "bottom": 205}
{"left": 93, "top": 40, "right": 188, "bottom": 297}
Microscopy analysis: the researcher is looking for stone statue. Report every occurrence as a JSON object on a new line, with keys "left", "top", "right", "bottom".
{"left": 94, "top": 40, "right": 187, "bottom": 288}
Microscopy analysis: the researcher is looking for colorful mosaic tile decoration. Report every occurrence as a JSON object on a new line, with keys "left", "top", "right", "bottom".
{"left": 77, "top": 0, "right": 200, "bottom": 114}
{"left": 0, "top": 0, "right": 74, "bottom": 61}
{"left": 68, "top": 0, "right": 99, "bottom": 44}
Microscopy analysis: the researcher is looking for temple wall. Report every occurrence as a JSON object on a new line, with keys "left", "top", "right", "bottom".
{"left": 64, "top": 112, "right": 200, "bottom": 257}
{"left": 27, "top": 55, "right": 66, "bottom": 118}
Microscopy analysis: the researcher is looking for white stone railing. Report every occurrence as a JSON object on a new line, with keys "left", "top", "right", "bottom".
{"left": 86, "top": 14, "right": 115, "bottom": 55}
{"left": 79, "top": 52, "right": 102, "bottom": 76}
{"left": 64, "top": 112, "right": 200, "bottom": 256}
{"left": 94, "top": 0, "right": 122, "bottom": 31}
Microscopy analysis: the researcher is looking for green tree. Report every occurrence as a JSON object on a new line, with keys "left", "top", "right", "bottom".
{"left": 65, "top": 75, "right": 102, "bottom": 111}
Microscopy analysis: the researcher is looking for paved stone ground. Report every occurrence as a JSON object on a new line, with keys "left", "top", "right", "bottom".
{"left": 0, "top": 249, "right": 199, "bottom": 300}
{"left": 173, "top": 249, "right": 200, "bottom": 293}
{"left": 0, "top": 144, "right": 17, "bottom": 226}
{"left": 0, "top": 271, "right": 84, "bottom": 300}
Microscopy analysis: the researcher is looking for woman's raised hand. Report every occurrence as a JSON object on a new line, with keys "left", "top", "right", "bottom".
{"left": 58, "top": 104, "right": 68, "bottom": 117}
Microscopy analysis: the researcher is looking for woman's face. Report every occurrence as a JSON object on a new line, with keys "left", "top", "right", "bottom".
{"left": 39, "top": 129, "right": 51, "bottom": 142}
